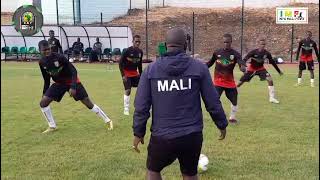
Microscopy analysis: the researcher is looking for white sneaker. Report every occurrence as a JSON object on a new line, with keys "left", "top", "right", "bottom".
{"left": 311, "top": 83, "right": 315, "bottom": 87}
{"left": 80, "top": 57, "right": 84, "bottom": 61}
{"left": 269, "top": 98, "right": 280, "bottom": 104}
{"left": 124, "top": 108, "right": 129, "bottom": 115}
{"left": 105, "top": 121, "right": 113, "bottom": 130}
{"left": 42, "top": 127, "right": 57, "bottom": 134}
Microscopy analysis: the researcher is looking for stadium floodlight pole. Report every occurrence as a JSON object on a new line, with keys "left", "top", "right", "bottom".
{"left": 146, "top": 0, "right": 149, "bottom": 60}
{"left": 290, "top": 24, "right": 294, "bottom": 63}
{"left": 1, "top": 32, "right": 7, "bottom": 60}
{"left": 130, "top": 0, "right": 132, "bottom": 10}
{"left": 163, "top": 0, "right": 165, "bottom": 7}
{"left": 78, "top": 0, "right": 81, "bottom": 24}
{"left": 56, "top": 0, "right": 59, "bottom": 25}
{"left": 1, "top": 32, "right": 7, "bottom": 48}
{"left": 192, "top": 12, "right": 195, "bottom": 55}
{"left": 33, "top": 0, "right": 41, "bottom": 11}
{"left": 240, "top": 0, "right": 244, "bottom": 58}
{"left": 21, "top": 34, "right": 27, "bottom": 60}
{"left": 100, "top": 12, "right": 103, "bottom": 25}
{"left": 72, "top": 0, "right": 76, "bottom": 25}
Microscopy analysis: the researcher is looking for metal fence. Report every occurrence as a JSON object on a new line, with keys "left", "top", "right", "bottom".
{"left": 113, "top": 1, "right": 319, "bottom": 62}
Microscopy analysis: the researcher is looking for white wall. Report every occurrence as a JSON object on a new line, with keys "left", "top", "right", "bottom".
{"left": 40, "top": 0, "right": 130, "bottom": 25}
{"left": 41, "top": 0, "right": 57, "bottom": 24}
{"left": 294, "top": 0, "right": 319, "bottom": 2}
{"left": 18, "top": 0, "right": 32, "bottom": 6}
{"left": 1, "top": 0, "right": 33, "bottom": 12}
{"left": 41, "top": 0, "right": 73, "bottom": 25}
{"left": 80, "top": 0, "right": 129, "bottom": 24}
{"left": 58, "top": 0, "right": 73, "bottom": 24}
{"left": 1, "top": 0, "right": 18, "bottom": 12}
{"left": 32, "top": 0, "right": 320, "bottom": 25}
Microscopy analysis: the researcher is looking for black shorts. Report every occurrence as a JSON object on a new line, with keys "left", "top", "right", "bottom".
{"left": 239, "top": 69, "right": 270, "bottom": 82}
{"left": 44, "top": 83, "right": 88, "bottom": 102}
{"left": 299, "top": 61, "right": 314, "bottom": 70}
{"left": 123, "top": 76, "right": 140, "bottom": 90}
{"left": 215, "top": 86, "right": 238, "bottom": 105}
{"left": 147, "top": 132, "right": 203, "bottom": 176}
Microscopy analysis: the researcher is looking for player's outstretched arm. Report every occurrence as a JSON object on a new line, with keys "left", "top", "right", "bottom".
{"left": 138, "top": 51, "right": 143, "bottom": 75}
{"left": 296, "top": 41, "right": 302, "bottom": 61}
{"left": 243, "top": 50, "right": 254, "bottom": 63}
{"left": 312, "top": 41, "right": 320, "bottom": 62}
{"left": 133, "top": 66, "right": 152, "bottom": 143}
{"left": 267, "top": 52, "right": 283, "bottom": 75}
{"left": 200, "top": 65, "right": 228, "bottom": 139}
{"left": 39, "top": 63, "right": 50, "bottom": 95}
{"left": 206, "top": 52, "right": 217, "bottom": 68}
{"left": 119, "top": 53, "right": 126, "bottom": 78}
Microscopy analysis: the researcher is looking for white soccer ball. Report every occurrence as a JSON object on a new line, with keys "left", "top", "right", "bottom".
{"left": 69, "top": 58, "right": 74, "bottom": 63}
{"left": 198, "top": 154, "right": 209, "bottom": 172}
{"left": 277, "top": 57, "right": 284, "bottom": 63}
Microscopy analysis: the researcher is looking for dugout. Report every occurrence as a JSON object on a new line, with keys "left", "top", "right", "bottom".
{"left": 1, "top": 25, "right": 133, "bottom": 61}
{"left": 1, "top": 25, "right": 46, "bottom": 60}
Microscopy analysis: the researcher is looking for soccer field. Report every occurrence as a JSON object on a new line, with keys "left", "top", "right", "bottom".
{"left": 1, "top": 62, "right": 319, "bottom": 180}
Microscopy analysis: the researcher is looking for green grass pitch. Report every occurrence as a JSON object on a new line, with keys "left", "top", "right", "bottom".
{"left": 1, "top": 62, "right": 319, "bottom": 179}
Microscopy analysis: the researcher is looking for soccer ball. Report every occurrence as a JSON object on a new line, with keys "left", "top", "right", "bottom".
{"left": 69, "top": 58, "right": 74, "bottom": 63}
{"left": 277, "top": 57, "right": 284, "bottom": 64}
{"left": 198, "top": 154, "right": 209, "bottom": 172}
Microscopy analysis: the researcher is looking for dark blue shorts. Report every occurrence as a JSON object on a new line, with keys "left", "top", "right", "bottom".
{"left": 147, "top": 132, "right": 203, "bottom": 176}
{"left": 44, "top": 83, "right": 88, "bottom": 102}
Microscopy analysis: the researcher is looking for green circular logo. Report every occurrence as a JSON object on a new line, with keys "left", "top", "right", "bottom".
{"left": 23, "top": 12, "right": 34, "bottom": 23}
{"left": 12, "top": 5, "right": 43, "bottom": 36}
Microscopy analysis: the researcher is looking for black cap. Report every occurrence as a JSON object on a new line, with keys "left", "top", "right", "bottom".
{"left": 38, "top": 40, "right": 49, "bottom": 51}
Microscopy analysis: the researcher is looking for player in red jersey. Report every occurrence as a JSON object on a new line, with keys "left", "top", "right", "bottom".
{"left": 38, "top": 40, "right": 113, "bottom": 133}
{"left": 119, "top": 35, "right": 143, "bottom": 115}
{"left": 207, "top": 34, "right": 246, "bottom": 124}
{"left": 295, "top": 31, "right": 319, "bottom": 87}
{"left": 237, "top": 38, "right": 283, "bottom": 104}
